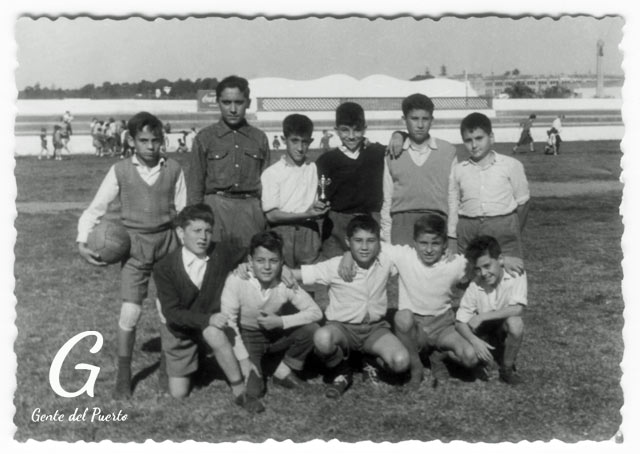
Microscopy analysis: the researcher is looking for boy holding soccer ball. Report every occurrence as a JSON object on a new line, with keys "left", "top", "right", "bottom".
{"left": 77, "top": 111, "right": 187, "bottom": 399}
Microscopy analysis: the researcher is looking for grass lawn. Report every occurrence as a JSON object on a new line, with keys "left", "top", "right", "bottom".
{"left": 12, "top": 141, "right": 623, "bottom": 442}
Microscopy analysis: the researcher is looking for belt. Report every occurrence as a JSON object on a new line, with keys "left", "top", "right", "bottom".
{"left": 211, "top": 191, "right": 259, "bottom": 199}
{"left": 459, "top": 210, "right": 517, "bottom": 221}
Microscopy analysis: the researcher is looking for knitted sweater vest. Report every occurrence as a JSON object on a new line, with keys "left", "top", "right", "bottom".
{"left": 114, "top": 158, "right": 181, "bottom": 232}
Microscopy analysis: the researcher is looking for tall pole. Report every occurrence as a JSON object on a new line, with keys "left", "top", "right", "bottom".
{"left": 596, "top": 39, "right": 604, "bottom": 98}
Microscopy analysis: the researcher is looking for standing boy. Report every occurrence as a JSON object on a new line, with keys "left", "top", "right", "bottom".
{"left": 221, "top": 231, "right": 322, "bottom": 401}
{"left": 261, "top": 114, "right": 329, "bottom": 269}
{"left": 455, "top": 235, "right": 527, "bottom": 385}
{"left": 512, "top": 114, "right": 536, "bottom": 154}
{"left": 380, "top": 93, "right": 462, "bottom": 245}
{"left": 39, "top": 127, "right": 49, "bottom": 160}
{"left": 77, "top": 111, "right": 187, "bottom": 399}
{"left": 187, "top": 75, "right": 270, "bottom": 248}
{"left": 154, "top": 204, "right": 264, "bottom": 412}
{"left": 448, "top": 112, "right": 530, "bottom": 259}
{"left": 293, "top": 215, "right": 410, "bottom": 398}
{"left": 315, "top": 102, "right": 402, "bottom": 258}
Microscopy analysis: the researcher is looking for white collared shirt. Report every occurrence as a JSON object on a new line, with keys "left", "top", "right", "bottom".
{"left": 301, "top": 255, "right": 396, "bottom": 323}
{"left": 260, "top": 156, "right": 318, "bottom": 213}
{"left": 456, "top": 271, "right": 528, "bottom": 324}
{"left": 76, "top": 156, "right": 187, "bottom": 243}
{"left": 448, "top": 151, "right": 529, "bottom": 237}
{"left": 338, "top": 145, "right": 360, "bottom": 160}
{"left": 181, "top": 247, "right": 209, "bottom": 290}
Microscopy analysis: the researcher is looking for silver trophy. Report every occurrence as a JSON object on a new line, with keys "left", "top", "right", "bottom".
{"left": 318, "top": 174, "right": 332, "bottom": 203}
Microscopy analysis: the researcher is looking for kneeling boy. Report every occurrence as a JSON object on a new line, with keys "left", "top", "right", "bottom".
{"left": 455, "top": 235, "right": 527, "bottom": 385}
{"left": 153, "top": 204, "right": 264, "bottom": 412}
{"left": 221, "top": 230, "right": 322, "bottom": 398}
{"left": 293, "top": 215, "right": 410, "bottom": 398}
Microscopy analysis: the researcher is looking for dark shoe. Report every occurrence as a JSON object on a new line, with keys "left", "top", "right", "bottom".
{"left": 246, "top": 370, "right": 265, "bottom": 398}
{"left": 499, "top": 365, "right": 523, "bottom": 385}
{"left": 429, "top": 351, "right": 449, "bottom": 388}
{"left": 325, "top": 373, "right": 352, "bottom": 399}
{"left": 273, "top": 373, "right": 307, "bottom": 389}
{"left": 234, "top": 393, "right": 265, "bottom": 413}
{"left": 473, "top": 364, "right": 491, "bottom": 382}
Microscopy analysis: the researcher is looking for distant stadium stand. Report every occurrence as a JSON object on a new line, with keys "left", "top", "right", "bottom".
{"left": 255, "top": 97, "right": 493, "bottom": 112}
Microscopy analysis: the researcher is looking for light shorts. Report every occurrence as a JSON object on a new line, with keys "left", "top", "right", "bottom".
{"left": 325, "top": 319, "right": 391, "bottom": 355}
{"left": 413, "top": 308, "right": 457, "bottom": 350}
{"left": 120, "top": 229, "right": 178, "bottom": 304}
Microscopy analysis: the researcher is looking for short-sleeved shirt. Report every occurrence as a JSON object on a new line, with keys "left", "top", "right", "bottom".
{"left": 186, "top": 119, "right": 270, "bottom": 203}
{"left": 456, "top": 271, "right": 528, "bottom": 324}
{"left": 301, "top": 255, "right": 395, "bottom": 324}
{"left": 382, "top": 244, "right": 467, "bottom": 316}
{"left": 261, "top": 157, "right": 318, "bottom": 214}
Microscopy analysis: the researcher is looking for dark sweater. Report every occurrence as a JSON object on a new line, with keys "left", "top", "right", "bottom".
{"left": 153, "top": 242, "right": 246, "bottom": 339}
{"left": 315, "top": 143, "right": 385, "bottom": 214}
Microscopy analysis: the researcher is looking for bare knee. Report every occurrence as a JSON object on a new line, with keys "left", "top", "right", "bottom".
{"left": 202, "top": 326, "right": 228, "bottom": 351}
{"left": 394, "top": 310, "right": 415, "bottom": 333}
{"left": 457, "top": 343, "right": 479, "bottom": 368}
{"left": 387, "top": 348, "right": 410, "bottom": 372}
{"left": 313, "top": 327, "right": 335, "bottom": 354}
{"left": 505, "top": 316, "right": 524, "bottom": 337}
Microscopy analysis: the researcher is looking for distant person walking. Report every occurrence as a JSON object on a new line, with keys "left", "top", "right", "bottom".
{"left": 52, "top": 125, "right": 63, "bottom": 161}
{"left": 62, "top": 110, "right": 73, "bottom": 135}
{"left": 60, "top": 118, "right": 73, "bottom": 157}
{"left": 512, "top": 114, "right": 536, "bottom": 154}
{"left": 38, "top": 127, "right": 49, "bottom": 160}
{"left": 320, "top": 130, "right": 333, "bottom": 152}
{"left": 552, "top": 114, "right": 565, "bottom": 154}
{"left": 272, "top": 135, "right": 281, "bottom": 151}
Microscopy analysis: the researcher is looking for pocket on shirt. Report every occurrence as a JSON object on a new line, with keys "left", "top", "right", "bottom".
{"left": 206, "top": 149, "right": 232, "bottom": 187}
{"left": 239, "top": 149, "right": 265, "bottom": 186}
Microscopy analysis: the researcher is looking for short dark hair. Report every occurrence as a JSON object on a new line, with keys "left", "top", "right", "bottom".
{"left": 175, "top": 203, "right": 215, "bottom": 229}
{"left": 529, "top": 114, "right": 537, "bottom": 119}
{"left": 127, "top": 111, "right": 164, "bottom": 139}
{"left": 336, "top": 102, "right": 365, "bottom": 129}
{"left": 346, "top": 214, "right": 380, "bottom": 239}
{"left": 216, "top": 75, "right": 250, "bottom": 99}
{"left": 249, "top": 230, "right": 284, "bottom": 258}
{"left": 283, "top": 114, "right": 314, "bottom": 138}
{"left": 413, "top": 213, "right": 447, "bottom": 241}
{"left": 460, "top": 112, "right": 493, "bottom": 135}
{"left": 402, "top": 93, "right": 435, "bottom": 116}
{"left": 465, "top": 235, "right": 502, "bottom": 265}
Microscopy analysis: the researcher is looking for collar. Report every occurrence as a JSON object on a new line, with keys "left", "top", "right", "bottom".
{"left": 338, "top": 144, "right": 362, "bottom": 155}
{"left": 462, "top": 150, "right": 498, "bottom": 167}
{"left": 403, "top": 136, "right": 438, "bottom": 152}
{"left": 181, "top": 246, "right": 209, "bottom": 267}
{"left": 280, "top": 154, "right": 310, "bottom": 168}
{"left": 132, "top": 155, "right": 166, "bottom": 169}
{"left": 213, "top": 118, "right": 250, "bottom": 138}
{"left": 247, "top": 269, "right": 281, "bottom": 292}
{"left": 477, "top": 268, "right": 510, "bottom": 293}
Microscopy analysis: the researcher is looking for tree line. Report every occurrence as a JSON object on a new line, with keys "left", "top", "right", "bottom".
{"left": 18, "top": 78, "right": 220, "bottom": 100}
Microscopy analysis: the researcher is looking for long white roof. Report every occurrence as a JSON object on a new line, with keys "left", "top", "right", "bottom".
{"left": 249, "top": 74, "right": 479, "bottom": 98}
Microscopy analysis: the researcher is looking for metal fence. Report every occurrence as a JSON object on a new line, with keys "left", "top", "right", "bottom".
{"left": 256, "top": 97, "right": 493, "bottom": 112}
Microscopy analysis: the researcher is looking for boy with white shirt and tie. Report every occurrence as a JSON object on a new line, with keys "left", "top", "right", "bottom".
{"left": 153, "top": 204, "right": 264, "bottom": 412}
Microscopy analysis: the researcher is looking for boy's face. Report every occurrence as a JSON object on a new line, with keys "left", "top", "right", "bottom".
{"left": 474, "top": 252, "right": 504, "bottom": 288}
{"left": 346, "top": 228, "right": 380, "bottom": 268}
{"left": 403, "top": 109, "right": 433, "bottom": 145}
{"left": 284, "top": 133, "right": 313, "bottom": 165}
{"left": 218, "top": 87, "right": 250, "bottom": 127}
{"left": 129, "top": 125, "right": 163, "bottom": 166}
{"left": 249, "top": 246, "right": 283, "bottom": 285}
{"left": 177, "top": 219, "right": 213, "bottom": 259}
{"left": 414, "top": 232, "right": 446, "bottom": 266}
{"left": 335, "top": 124, "right": 366, "bottom": 151}
{"left": 461, "top": 127, "right": 494, "bottom": 163}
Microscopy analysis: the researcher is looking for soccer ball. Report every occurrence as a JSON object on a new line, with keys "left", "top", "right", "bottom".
{"left": 87, "top": 220, "right": 131, "bottom": 264}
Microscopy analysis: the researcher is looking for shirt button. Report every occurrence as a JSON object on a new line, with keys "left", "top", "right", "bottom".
{"left": 235, "top": 145, "right": 239, "bottom": 148}
{"left": 234, "top": 183, "right": 239, "bottom": 187}
{"left": 235, "top": 164, "right": 239, "bottom": 168}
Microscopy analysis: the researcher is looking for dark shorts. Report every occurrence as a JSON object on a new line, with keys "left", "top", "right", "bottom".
{"left": 204, "top": 193, "right": 265, "bottom": 248}
{"left": 456, "top": 211, "right": 523, "bottom": 259}
{"left": 414, "top": 309, "right": 457, "bottom": 350}
{"left": 272, "top": 222, "right": 321, "bottom": 268}
{"left": 160, "top": 322, "right": 199, "bottom": 377}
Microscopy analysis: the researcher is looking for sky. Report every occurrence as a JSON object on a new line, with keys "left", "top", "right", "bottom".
{"left": 14, "top": 14, "right": 624, "bottom": 90}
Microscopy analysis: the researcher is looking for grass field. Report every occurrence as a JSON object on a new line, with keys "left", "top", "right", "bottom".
{"left": 12, "top": 141, "right": 624, "bottom": 442}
